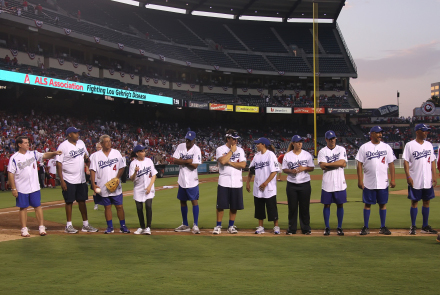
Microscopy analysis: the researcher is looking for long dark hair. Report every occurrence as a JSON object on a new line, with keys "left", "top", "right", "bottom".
{"left": 15, "top": 136, "right": 29, "bottom": 151}
{"left": 263, "top": 144, "right": 276, "bottom": 153}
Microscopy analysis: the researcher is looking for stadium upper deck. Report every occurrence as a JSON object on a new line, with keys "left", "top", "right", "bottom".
{"left": 0, "top": 0, "right": 356, "bottom": 77}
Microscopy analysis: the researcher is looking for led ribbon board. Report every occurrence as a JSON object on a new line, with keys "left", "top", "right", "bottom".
{"left": 0, "top": 69, "right": 173, "bottom": 105}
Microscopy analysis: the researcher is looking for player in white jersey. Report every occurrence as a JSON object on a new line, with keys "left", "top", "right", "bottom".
{"left": 246, "top": 138, "right": 281, "bottom": 234}
{"left": 403, "top": 123, "right": 437, "bottom": 235}
{"left": 173, "top": 131, "right": 202, "bottom": 234}
{"left": 46, "top": 158, "right": 57, "bottom": 188}
{"left": 318, "top": 130, "right": 348, "bottom": 236}
{"left": 90, "top": 142, "right": 102, "bottom": 211}
{"left": 213, "top": 130, "right": 246, "bottom": 234}
{"left": 356, "top": 126, "right": 396, "bottom": 236}
{"left": 129, "top": 145, "right": 157, "bottom": 235}
{"left": 7, "top": 136, "right": 61, "bottom": 237}
{"left": 90, "top": 135, "right": 129, "bottom": 234}
{"left": 56, "top": 127, "right": 98, "bottom": 234}
{"left": 282, "top": 135, "right": 315, "bottom": 235}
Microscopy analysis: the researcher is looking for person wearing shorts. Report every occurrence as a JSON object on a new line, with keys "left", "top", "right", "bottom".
{"left": 356, "top": 126, "right": 396, "bottom": 236}
{"left": 246, "top": 138, "right": 280, "bottom": 234}
{"left": 90, "top": 135, "right": 128, "bottom": 234}
{"left": 8, "top": 136, "right": 61, "bottom": 237}
{"left": 318, "top": 130, "right": 348, "bottom": 236}
{"left": 213, "top": 130, "right": 246, "bottom": 234}
{"left": 403, "top": 123, "right": 437, "bottom": 235}
{"left": 173, "top": 131, "right": 202, "bottom": 234}
{"left": 56, "top": 127, "right": 98, "bottom": 233}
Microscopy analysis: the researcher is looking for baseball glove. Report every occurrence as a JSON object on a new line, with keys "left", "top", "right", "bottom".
{"left": 105, "top": 178, "right": 120, "bottom": 193}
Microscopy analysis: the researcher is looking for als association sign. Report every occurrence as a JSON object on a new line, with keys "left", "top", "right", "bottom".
{"left": 0, "top": 69, "right": 173, "bottom": 105}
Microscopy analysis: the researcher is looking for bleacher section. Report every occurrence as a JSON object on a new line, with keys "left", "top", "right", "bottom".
{"left": 307, "top": 57, "right": 350, "bottom": 73}
{"left": 227, "top": 24, "right": 287, "bottom": 53}
{"left": 192, "top": 49, "right": 239, "bottom": 68}
{"left": 228, "top": 53, "right": 274, "bottom": 71}
{"left": 267, "top": 56, "right": 310, "bottom": 72}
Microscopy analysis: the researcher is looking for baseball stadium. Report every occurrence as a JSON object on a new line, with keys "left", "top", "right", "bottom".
{"left": 0, "top": 0, "right": 439, "bottom": 294}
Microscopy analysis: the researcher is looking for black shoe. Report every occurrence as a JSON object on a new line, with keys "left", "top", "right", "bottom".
{"left": 286, "top": 231, "right": 297, "bottom": 235}
{"left": 360, "top": 226, "right": 369, "bottom": 235}
{"left": 337, "top": 228, "right": 344, "bottom": 236}
{"left": 303, "top": 230, "right": 311, "bottom": 235}
{"left": 409, "top": 226, "right": 417, "bottom": 235}
{"left": 421, "top": 225, "right": 438, "bottom": 234}
{"left": 436, "top": 234, "right": 440, "bottom": 243}
{"left": 379, "top": 226, "right": 391, "bottom": 235}
{"left": 324, "top": 227, "right": 330, "bottom": 236}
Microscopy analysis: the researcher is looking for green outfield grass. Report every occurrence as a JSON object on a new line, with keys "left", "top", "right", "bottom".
{"left": 0, "top": 235, "right": 439, "bottom": 294}
{"left": 2, "top": 168, "right": 440, "bottom": 294}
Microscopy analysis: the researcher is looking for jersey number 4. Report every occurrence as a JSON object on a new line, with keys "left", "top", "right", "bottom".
{"left": 113, "top": 164, "right": 117, "bottom": 171}
{"left": 381, "top": 157, "right": 385, "bottom": 164}
{"left": 428, "top": 157, "right": 431, "bottom": 164}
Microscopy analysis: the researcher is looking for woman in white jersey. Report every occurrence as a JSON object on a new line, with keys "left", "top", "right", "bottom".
{"left": 282, "top": 135, "right": 315, "bottom": 235}
{"left": 129, "top": 145, "right": 157, "bottom": 235}
{"left": 246, "top": 137, "right": 281, "bottom": 234}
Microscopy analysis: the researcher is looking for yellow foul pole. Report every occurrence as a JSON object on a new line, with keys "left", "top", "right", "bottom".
{"left": 313, "top": 3, "right": 319, "bottom": 157}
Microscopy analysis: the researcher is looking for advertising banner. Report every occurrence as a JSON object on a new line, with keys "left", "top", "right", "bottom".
{"left": 235, "top": 106, "right": 259, "bottom": 113}
{"left": 327, "top": 108, "right": 359, "bottom": 114}
{"left": 294, "top": 107, "right": 325, "bottom": 114}
{"left": 209, "top": 104, "right": 234, "bottom": 112}
{"left": 188, "top": 101, "right": 209, "bottom": 109}
{"left": 266, "top": 107, "right": 292, "bottom": 114}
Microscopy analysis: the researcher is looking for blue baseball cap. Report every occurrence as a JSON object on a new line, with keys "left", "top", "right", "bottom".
{"left": 370, "top": 126, "right": 383, "bottom": 133}
{"left": 325, "top": 130, "right": 336, "bottom": 139}
{"left": 415, "top": 123, "right": 431, "bottom": 132}
{"left": 254, "top": 137, "right": 271, "bottom": 146}
{"left": 133, "top": 145, "right": 146, "bottom": 153}
{"left": 291, "top": 135, "right": 303, "bottom": 142}
{"left": 66, "top": 127, "right": 80, "bottom": 135}
{"left": 185, "top": 131, "right": 196, "bottom": 141}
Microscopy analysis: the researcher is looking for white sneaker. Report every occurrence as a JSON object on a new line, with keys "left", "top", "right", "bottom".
{"left": 134, "top": 228, "right": 143, "bottom": 235}
{"left": 273, "top": 226, "right": 281, "bottom": 235}
{"left": 174, "top": 224, "right": 191, "bottom": 232}
{"left": 39, "top": 225, "right": 47, "bottom": 236}
{"left": 94, "top": 204, "right": 99, "bottom": 210}
{"left": 142, "top": 227, "right": 151, "bottom": 235}
{"left": 255, "top": 226, "right": 265, "bottom": 234}
{"left": 192, "top": 225, "right": 200, "bottom": 234}
{"left": 65, "top": 225, "right": 78, "bottom": 234}
{"left": 212, "top": 226, "right": 222, "bottom": 234}
{"left": 228, "top": 226, "right": 238, "bottom": 234}
{"left": 21, "top": 227, "right": 30, "bottom": 237}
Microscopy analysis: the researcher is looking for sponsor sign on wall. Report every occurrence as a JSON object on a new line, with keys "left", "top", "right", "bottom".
{"left": 235, "top": 106, "right": 259, "bottom": 113}
{"left": 209, "top": 104, "right": 233, "bottom": 112}
{"left": 266, "top": 107, "right": 292, "bottom": 114}
{"left": 294, "top": 107, "right": 325, "bottom": 114}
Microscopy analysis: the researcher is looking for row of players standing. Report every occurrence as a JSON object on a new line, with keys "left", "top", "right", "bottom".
{"left": 6, "top": 124, "right": 439, "bottom": 239}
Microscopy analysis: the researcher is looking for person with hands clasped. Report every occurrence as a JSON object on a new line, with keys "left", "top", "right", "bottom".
{"left": 403, "top": 124, "right": 438, "bottom": 235}
{"left": 173, "top": 131, "right": 202, "bottom": 234}
{"left": 130, "top": 145, "right": 157, "bottom": 235}
{"left": 213, "top": 130, "right": 246, "bottom": 234}
{"left": 318, "top": 130, "right": 348, "bottom": 236}
{"left": 282, "top": 135, "right": 315, "bottom": 235}
{"left": 356, "top": 126, "right": 396, "bottom": 236}
{"left": 90, "top": 135, "right": 129, "bottom": 234}
{"left": 246, "top": 137, "right": 281, "bottom": 234}
{"left": 8, "top": 136, "right": 61, "bottom": 237}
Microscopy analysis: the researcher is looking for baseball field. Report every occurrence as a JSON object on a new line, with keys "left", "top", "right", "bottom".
{"left": 0, "top": 168, "right": 439, "bottom": 294}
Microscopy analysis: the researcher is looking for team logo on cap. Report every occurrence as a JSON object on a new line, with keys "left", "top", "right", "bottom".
{"left": 421, "top": 101, "right": 435, "bottom": 115}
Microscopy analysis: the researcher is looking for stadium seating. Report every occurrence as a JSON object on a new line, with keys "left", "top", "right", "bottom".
{"left": 228, "top": 53, "right": 274, "bottom": 71}
{"left": 267, "top": 56, "right": 310, "bottom": 73}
